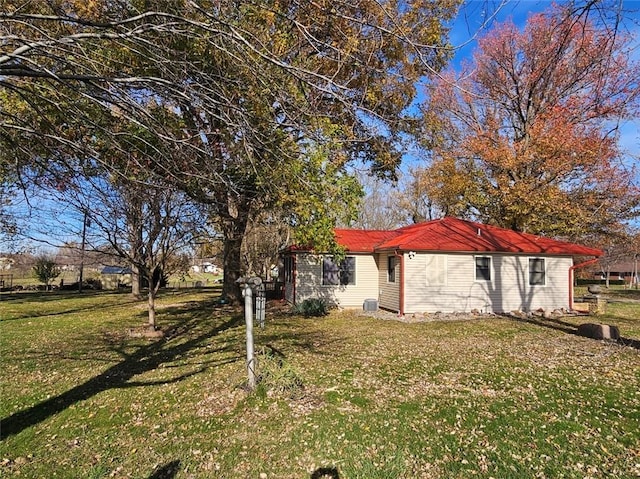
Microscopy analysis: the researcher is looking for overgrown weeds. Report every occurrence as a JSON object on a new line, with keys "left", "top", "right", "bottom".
{"left": 294, "top": 297, "right": 328, "bottom": 317}
{"left": 255, "top": 345, "right": 304, "bottom": 396}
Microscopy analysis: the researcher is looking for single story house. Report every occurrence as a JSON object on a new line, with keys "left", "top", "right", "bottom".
{"left": 593, "top": 260, "right": 639, "bottom": 285}
{"left": 283, "top": 217, "right": 602, "bottom": 315}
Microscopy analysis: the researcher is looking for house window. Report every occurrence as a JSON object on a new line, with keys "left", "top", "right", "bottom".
{"left": 387, "top": 256, "right": 396, "bottom": 283}
{"left": 529, "top": 258, "right": 546, "bottom": 285}
{"left": 323, "top": 256, "right": 356, "bottom": 286}
{"left": 475, "top": 256, "right": 491, "bottom": 281}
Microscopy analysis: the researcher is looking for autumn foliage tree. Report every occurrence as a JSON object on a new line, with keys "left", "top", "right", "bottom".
{"left": 416, "top": 3, "right": 640, "bottom": 238}
{"left": 1, "top": 0, "right": 459, "bottom": 301}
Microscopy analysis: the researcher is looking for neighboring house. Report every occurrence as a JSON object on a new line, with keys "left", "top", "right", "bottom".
{"left": 202, "top": 262, "right": 218, "bottom": 274}
{"left": 594, "top": 260, "right": 639, "bottom": 285}
{"left": 191, "top": 262, "right": 219, "bottom": 274}
{"left": 283, "top": 217, "right": 602, "bottom": 315}
{"left": 100, "top": 266, "right": 133, "bottom": 290}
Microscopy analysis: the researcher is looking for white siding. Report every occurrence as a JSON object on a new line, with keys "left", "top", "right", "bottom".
{"left": 378, "top": 253, "right": 399, "bottom": 311}
{"left": 293, "top": 253, "right": 379, "bottom": 308}
{"left": 404, "top": 253, "right": 572, "bottom": 314}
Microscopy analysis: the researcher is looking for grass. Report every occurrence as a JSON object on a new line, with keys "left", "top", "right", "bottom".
{"left": 1, "top": 290, "right": 639, "bottom": 478}
{"left": 3, "top": 270, "right": 222, "bottom": 290}
{"left": 2, "top": 270, "right": 93, "bottom": 289}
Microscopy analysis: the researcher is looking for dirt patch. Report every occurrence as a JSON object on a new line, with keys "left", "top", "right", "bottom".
{"left": 354, "top": 308, "right": 487, "bottom": 323}
{"left": 354, "top": 307, "right": 588, "bottom": 324}
{"left": 127, "top": 326, "right": 165, "bottom": 339}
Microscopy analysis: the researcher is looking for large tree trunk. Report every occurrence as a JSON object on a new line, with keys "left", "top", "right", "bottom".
{"left": 147, "top": 286, "right": 157, "bottom": 329}
{"left": 220, "top": 205, "right": 251, "bottom": 303}
{"left": 147, "top": 268, "right": 162, "bottom": 329}
{"left": 131, "top": 264, "right": 142, "bottom": 299}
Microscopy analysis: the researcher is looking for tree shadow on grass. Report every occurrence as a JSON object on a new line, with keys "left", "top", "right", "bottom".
{"left": 504, "top": 314, "right": 640, "bottom": 350}
{"left": 0, "top": 289, "right": 128, "bottom": 303}
{"left": 1, "top": 289, "right": 218, "bottom": 321}
{"left": 617, "top": 336, "right": 640, "bottom": 349}
{"left": 147, "top": 460, "right": 181, "bottom": 479}
{"left": 509, "top": 315, "right": 578, "bottom": 335}
{"left": 0, "top": 302, "right": 243, "bottom": 440}
{"left": 311, "top": 467, "right": 340, "bottom": 478}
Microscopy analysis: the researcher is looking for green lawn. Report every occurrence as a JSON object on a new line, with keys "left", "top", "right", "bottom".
{"left": 1, "top": 290, "right": 638, "bottom": 478}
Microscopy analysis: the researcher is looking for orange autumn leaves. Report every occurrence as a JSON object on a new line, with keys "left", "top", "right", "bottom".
{"left": 418, "top": 4, "right": 640, "bottom": 237}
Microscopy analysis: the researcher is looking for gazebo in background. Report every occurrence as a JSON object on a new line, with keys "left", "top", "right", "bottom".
{"left": 100, "top": 266, "right": 132, "bottom": 290}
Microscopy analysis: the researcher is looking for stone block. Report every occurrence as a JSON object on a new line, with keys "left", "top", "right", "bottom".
{"left": 577, "top": 323, "right": 620, "bottom": 341}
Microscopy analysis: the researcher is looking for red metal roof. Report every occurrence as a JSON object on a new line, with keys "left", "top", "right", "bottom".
{"left": 333, "top": 229, "right": 399, "bottom": 253}
{"left": 335, "top": 217, "right": 602, "bottom": 256}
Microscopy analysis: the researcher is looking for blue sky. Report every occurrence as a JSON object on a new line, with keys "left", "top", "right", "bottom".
{"left": 448, "top": 0, "right": 550, "bottom": 63}
{"left": 425, "top": 0, "right": 640, "bottom": 169}
{"left": 390, "top": 0, "right": 640, "bottom": 230}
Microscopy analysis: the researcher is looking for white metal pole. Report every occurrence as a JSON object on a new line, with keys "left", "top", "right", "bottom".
{"left": 243, "top": 282, "right": 256, "bottom": 389}
{"left": 78, "top": 209, "right": 88, "bottom": 293}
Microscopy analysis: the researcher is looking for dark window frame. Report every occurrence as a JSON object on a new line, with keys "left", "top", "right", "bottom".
{"left": 387, "top": 256, "right": 396, "bottom": 283}
{"left": 475, "top": 256, "right": 491, "bottom": 281}
{"left": 322, "top": 256, "right": 356, "bottom": 286}
{"left": 529, "top": 258, "right": 546, "bottom": 286}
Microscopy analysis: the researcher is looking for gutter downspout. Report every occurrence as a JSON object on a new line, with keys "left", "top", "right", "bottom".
{"left": 569, "top": 257, "right": 600, "bottom": 309}
{"left": 293, "top": 253, "right": 297, "bottom": 305}
{"left": 394, "top": 250, "right": 404, "bottom": 317}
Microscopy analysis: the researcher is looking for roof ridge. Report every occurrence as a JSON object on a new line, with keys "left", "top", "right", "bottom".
{"left": 334, "top": 227, "right": 397, "bottom": 233}
{"left": 366, "top": 217, "right": 601, "bottom": 256}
